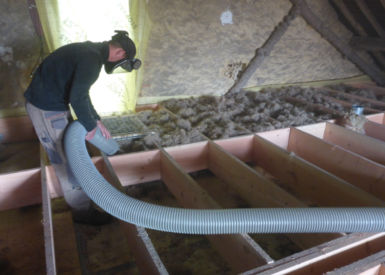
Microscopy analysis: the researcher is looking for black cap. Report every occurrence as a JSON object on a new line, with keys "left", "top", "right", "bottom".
{"left": 112, "top": 30, "right": 136, "bottom": 61}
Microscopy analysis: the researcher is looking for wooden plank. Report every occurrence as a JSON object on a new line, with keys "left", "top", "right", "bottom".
{"left": 286, "top": 96, "right": 343, "bottom": 116}
{"left": 102, "top": 152, "right": 168, "bottom": 275}
{"left": 253, "top": 133, "right": 385, "bottom": 207}
{"left": 0, "top": 115, "right": 37, "bottom": 143}
{"left": 287, "top": 127, "right": 385, "bottom": 201}
{"left": 107, "top": 150, "right": 161, "bottom": 186}
{"left": 0, "top": 168, "right": 41, "bottom": 211}
{"left": 164, "top": 141, "right": 208, "bottom": 173}
{"left": 241, "top": 233, "right": 385, "bottom": 275}
{"left": 365, "top": 121, "right": 385, "bottom": 142}
{"left": 135, "top": 104, "right": 159, "bottom": 113}
{"left": 256, "top": 128, "right": 291, "bottom": 149}
{"left": 40, "top": 145, "right": 56, "bottom": 275}
{"left": 322, "top": 87, "right": 385, "bottom": 108}
{"left": 208, "top": 140, "right": 342, "bottom": 249}
{"left": 324, "top": 122, "right": 385, "bottom": 166}
{"left": 295, "top": 122, "right": 327, "bottom": 139}
{"left": 349, "top": 36, "right": 385, "bottom": 51}
{"left": 158, "top": 144, "right": 272, "bottom": 273}
{"left": 365, "top": 113, "right": 385, "bottom": 124}
{"left": 350, "top": 83, "right": 385, "bottom": 96}
{"left": 326, "top": 251, "right": 385, "bottom": 275}
{"left": 213, "top": 135, "right": 254, "bottom": 162}
{"left": 355, "top": 0, "right": 385, "bottom": 38}
{"left": 321, "top": 95, "right": 381, "bottom": 114}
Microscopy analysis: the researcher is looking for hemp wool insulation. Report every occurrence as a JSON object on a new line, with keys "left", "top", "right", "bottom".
{"left": 120, "top": 86, "right": 353, "bottom": 153}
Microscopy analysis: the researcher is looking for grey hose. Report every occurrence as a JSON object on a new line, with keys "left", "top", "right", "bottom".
{"left": 64, "top": 121, "right": 385, "bottom": 234}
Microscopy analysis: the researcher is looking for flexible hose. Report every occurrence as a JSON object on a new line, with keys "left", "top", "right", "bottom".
{"left": 64, "top": 121, "right": 385, "bottom": 234}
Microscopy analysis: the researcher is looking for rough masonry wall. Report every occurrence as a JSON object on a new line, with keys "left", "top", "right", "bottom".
{"left": 141, "top": 0, "right": 377, "bottom": 97}
{"left": 0, "top": 0, "right": 40, "bottom": 110}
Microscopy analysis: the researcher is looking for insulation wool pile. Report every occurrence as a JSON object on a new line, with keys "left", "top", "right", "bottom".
{"left": 326, "top": 84, "right": 384, "bottom": 110}
{"left": 123, "top": 86, "right": 348, "bottom": 152}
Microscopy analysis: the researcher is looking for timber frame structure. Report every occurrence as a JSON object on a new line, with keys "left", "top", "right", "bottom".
{"left": 2, "top": 81, "right": 385, "bottom": 274}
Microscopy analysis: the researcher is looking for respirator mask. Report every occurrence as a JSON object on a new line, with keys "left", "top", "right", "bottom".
{"left": 105, "top": 30, "right": 142, "bottom": 74}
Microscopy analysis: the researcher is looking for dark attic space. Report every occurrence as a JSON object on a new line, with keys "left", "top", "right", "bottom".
{"left": 1, "top": 0, "right": 385, "bottom": 275}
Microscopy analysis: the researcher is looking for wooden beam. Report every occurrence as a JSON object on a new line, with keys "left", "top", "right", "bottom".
{"left": 326, "top": 251, "right": 385, "bottom": 275}
{"left": 101, "top": 152, "right": 168, "bottom": 275}
{"left": 241, "top": 233, "right": 385, "bottom": 275}
{"left": 295, "top": 122, "right": 327, "bottom": 139}
{"left": 321, "top": 87, "right": 385, "bottom": 108}
{"left": 158, "top": 144, "right": 272, "bottom": 273}
{"left": 0, "top": 168, "right": 41, "bottom": 211}
{"left": 285, "top": 96, "right": 344, "bottom": 116}
{"left": 355, "top": 0, "right": 385, "bottom": 38}
{"left": 256, "top": 128, "right": 292, "bottom": 149}
{"left": 253, "top": 132, "right": 385, "bottom": 207}
{"left": 321, "top": 95, "right": 381, "bottom": 114}
{"left": 287, "top": 127, "right": 385, "bottom": 202}
{"left": 208, "top": 140, "right": 342, "bottom": 249}
{"left": 40, "top": 145, "right": 56, "bottom": 275}
{"left": 332, "top": 0, "right": 385, "bottom": 68}
{"left": 291, "top": 0, "right": 385, "bottom": 86}
{"left": 365, "top": 113, "right": 385, "bottom": 124}
{"left": 324, "top": 122, "right": 385, "bottom": 166}
{"left": 364, "top": 121, "right": 385, "bottom": 143}
{"left": 0, "top": 115, "right": 37, "bottom": 143}
{"left": 350, "top": 83, "right": 385, "bottom": 96}
{"left": 226, "top": 4, "right": 301, "bottom": 96}
{"left": 349, "top": 36, "right": 385, "bottom": 52}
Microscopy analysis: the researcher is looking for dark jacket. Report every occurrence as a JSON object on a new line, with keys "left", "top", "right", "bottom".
{"left": 24, "top": 41, "right": 109, "bottom": 131}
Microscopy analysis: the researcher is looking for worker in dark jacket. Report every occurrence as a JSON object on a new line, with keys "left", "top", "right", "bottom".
{"left": 24, "top": 31, "right": 141, "bottom": 225}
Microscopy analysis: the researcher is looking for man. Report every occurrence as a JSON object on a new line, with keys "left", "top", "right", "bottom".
{"left": 24, "top": 31, "right": 141, "bottom": 226}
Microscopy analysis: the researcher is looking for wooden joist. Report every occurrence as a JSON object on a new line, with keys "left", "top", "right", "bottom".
{"left": 321, "top": 87, "right": 385, "bottom": 108}
{"left": 288, "top": 127, "right": 385, "bottom": 201}
{"left": 241, "top": 233, "right": 385, "bottom": 275}
{"left": 40, "top": 145, "right": 56, "bottom": 275}
{"left": 157, "top": 143, "right": 272, "bottom": 273}
{"left": 210, "top": 138, "right": 342, "bottom": 249}
{"left": 324, "top": 122, "right": 385, "bottom": 166}
{"left": 355, "top": 0, "right": 385, "bottom": 38}
{"left": 321, "top": 95, "right": 381, "bottom": 114}
{"left": 349, "top": 36, "right": 385, "bottom": 51}
{"left": 285, "top": 96, "right": 343, "bottom": 116}
{"left": 333, "top": 0, "right": 385, "bottom": 68}
{"left": 350, "top": 83, "right": 385, "bottom": 96}
{"left": 364, "top": 121, "right": 385, "bottom": 143}
{"left": 326, "top": 251, "right": 385, "bottom": 275}
{"left": 253, "top": 132, "right": 385, "bottom": 207}
{"left": 102, "top": 152, "right": 168, "bottom": 275}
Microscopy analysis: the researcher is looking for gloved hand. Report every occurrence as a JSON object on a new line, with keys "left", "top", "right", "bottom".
{"left": 85, "top": 121, "right": 111, "bottom": 141}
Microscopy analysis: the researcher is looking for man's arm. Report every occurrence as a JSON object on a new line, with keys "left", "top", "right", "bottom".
{"left": 69, "top": 56, "right": 101, "bottom": 132}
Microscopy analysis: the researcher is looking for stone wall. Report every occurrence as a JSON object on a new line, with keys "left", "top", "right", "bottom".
{"left": 0, "top": 0, "right": 40, "bottom": 111}
{"left": 140, "top": 0, "right": 377, "bottom": 97}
